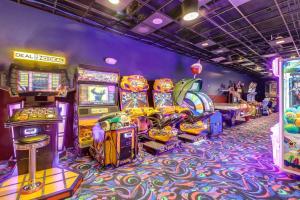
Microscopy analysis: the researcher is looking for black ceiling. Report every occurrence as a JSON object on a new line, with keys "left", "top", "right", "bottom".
{"left": 10, "top": 0, "right": 300, "bottom": 77}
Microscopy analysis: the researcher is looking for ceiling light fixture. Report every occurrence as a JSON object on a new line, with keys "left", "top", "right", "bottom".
{"left": 202, "top": 42, "right": 209, "bottom": 47}
{"left": 108, "top": 0, "right": 120, "bottom": 5}
{"left": 152, "top": 18, "right": 163, "bottom": 25}
{"left": 137, "top": 26, "right": 150, "bottom": 33}
{"left": 276, "top": 40, "right": 285, "bottom": 44}
{"left": 104, "top": 57, "right": 118, "bottom": 65}
{"left": 182, "top": 0, "right": 199, "bottom": 21}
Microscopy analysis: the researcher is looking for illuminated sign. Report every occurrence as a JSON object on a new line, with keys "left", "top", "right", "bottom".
{"left": 13, "top": 51, "right": 66, "bottom": 65}
{"left": 24, "top": 128, "right": 38, "bottom": 135}
{"left": 78, "top": 68, "right": 119, "bottom": 83}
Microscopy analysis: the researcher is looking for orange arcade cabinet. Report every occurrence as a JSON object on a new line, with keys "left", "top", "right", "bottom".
{"left": 120, "top": 75, "right": 181, "bottom": 155}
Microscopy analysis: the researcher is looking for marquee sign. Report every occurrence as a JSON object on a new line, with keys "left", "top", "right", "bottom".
{"left": 13, "top": 51, "right": 66, "bottom": 65}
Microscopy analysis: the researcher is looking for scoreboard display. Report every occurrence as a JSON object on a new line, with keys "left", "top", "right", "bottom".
{"left": 18, "top": 70, "right": 61, "bottom": 92}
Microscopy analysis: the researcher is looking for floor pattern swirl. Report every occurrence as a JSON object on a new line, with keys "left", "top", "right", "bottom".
{"left": 59, "top": 114, "right": 300, "bottom": 200}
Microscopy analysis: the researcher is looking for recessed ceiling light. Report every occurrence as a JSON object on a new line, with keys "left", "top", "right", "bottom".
{"left": 137, "top": 26, "right": 150, "bottom": 33}
{"left": 104, "top": 57, "right": 118, "bottom": 65}
{"left": 108, "top": 0, "right": 119, "bottom": 5}
{"left": 276, "top": 40, "right": 285, "bottom": 44}
{"left": 216, "top": 49, "right": 223, "bottom": 53}
{"left": 291, "top": 55, "right": 296, "bottom": 58}
{"left": 202, "top": 42, "right": 209, "bottom": 47}
{"left": 183, "top": 12, "right": 199, "bottom": 21}
{"left": 152, "top": 18, "right": 163, "bottom": 25}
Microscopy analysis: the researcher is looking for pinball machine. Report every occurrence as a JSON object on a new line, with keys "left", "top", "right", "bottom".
{"left": 173, "top": 78, "right": 223, "bottom": 142}
{"left": 5, "top": 63, "right": 70, "bottom": 174}
{"left": 120, "top": 75, "right": 181, "bottom": 155}
{"left": 73, "top": 65, "right": 120, "bottom": 155}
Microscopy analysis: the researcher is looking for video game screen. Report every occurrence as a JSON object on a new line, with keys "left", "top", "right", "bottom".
{"left": 79, "top": 84, "right": 116, "bottom": 106}
{"left": 190, "top": 82, "right": 201, "bottom": 92}
{"left": 153, "top": 92, "right": 173, "bottom": 108}
{"left": 18, "top": 70, "right": 60, "bottom": 92}
{"left": 121, "top": 91, "right": 148, "bottom": 109}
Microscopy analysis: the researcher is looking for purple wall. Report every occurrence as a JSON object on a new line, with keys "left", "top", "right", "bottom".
{"left": 0, "top": 1, "right": 254, "bottom": 95}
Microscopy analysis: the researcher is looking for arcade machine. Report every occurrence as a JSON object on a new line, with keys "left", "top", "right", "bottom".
{"left": 173, "top": 61, "right": 222, "bottom": 142}
{"left": 90, "top": 111, "right": 137, "bottom": 168}
{"left": 73, "top": 65, "right": 120, "bottom": 155}
{"left": 152, "top": 78, "right": 204, "bottom": 142}
{"left": 272, "top": 57, "right": 300, "bottom": 175}
{"left": 173, "top": 78, "right": 223, "bottom": 141}
{"left": 246, "top": 82, "right": 262, "bottom": 118}
{"left": 2, "top": 51, "right": 82, "bottom": 199}
{"left": 6, "top": 64, "right": 70, "bottom": 173}
{"left": 263, "top": 80, "right": 278, "bottom": 114}
{"left": 119, "top": 75, "right": 181, "bottom": 155}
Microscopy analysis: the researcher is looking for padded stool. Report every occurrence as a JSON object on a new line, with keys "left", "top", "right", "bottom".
{"left": 14, "top": 134, "right": 50, "bottom": 194}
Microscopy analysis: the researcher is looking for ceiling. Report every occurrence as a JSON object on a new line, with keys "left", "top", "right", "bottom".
{"left": 10, "top": 0, "right": 300, "bottom": 77}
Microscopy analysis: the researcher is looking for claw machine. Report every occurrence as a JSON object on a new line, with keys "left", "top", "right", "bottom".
{"left": 278, "top": 58, "right": 300, "bottom": 175}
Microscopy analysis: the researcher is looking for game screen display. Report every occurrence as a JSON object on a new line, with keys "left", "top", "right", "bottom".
{"left": 190, "top": 81, "right": 202, "bottom": 92}
{"left": 121, "top": 91, "right": 148, "bottom": 109}
{"left": 18, "top": 70, "right": 60, "bottom": 92}
{"left": 153, "top": 92, "right": 173, "bottom": 108}
{"left": 79, "top": 84, "right": 116, "bottom": 106}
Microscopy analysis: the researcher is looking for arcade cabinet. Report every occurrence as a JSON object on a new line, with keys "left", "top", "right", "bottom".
{"left": 90, "top": 111, "right": 137, "bottom": 167}
{"left": 152, "top": 78, "right": 193, "bottom": 141}
{"left": 120, "top": 75, "right": 181, "bottom": 155}
{"left": 273, "top": 57, "right": 300, "bottom": 175}
{"left": 6, "top": 64, "right": 70, "bottom": 174}
{"left": 173, "top": 78, "right": 222, "bottom": 142}
{"left": 73, "top": 65, "right": 120, "bottom": 155}
{"left": 264, "top": 81, "right": 278, "bottom": 114}
{"left": 246, "top": 82, "right": 262, "bottom": 118}
{"left": 2, "top": 55, "right": 82, "bottom": 199}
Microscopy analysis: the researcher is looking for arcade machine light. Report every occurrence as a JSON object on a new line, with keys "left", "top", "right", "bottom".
{"left": 73, "top": 65, "right": 120, "bottom": 155}
{"left": 120, "top": 75, "right": 181, "bottom": 155}
{"left": 274, "top": 58, "right": 300, "bottom": 175}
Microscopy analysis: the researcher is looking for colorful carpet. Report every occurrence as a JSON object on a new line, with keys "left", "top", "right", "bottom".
{"left": 59, "top": 114, "right": 300, "bottom": 200}
{"left": 0, "top": 161, "right": 15, "bottom": 183}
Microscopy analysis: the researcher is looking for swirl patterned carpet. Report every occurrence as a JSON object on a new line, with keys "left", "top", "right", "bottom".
{"left": 60, "top": 114, "right": 300, "bottom": 200}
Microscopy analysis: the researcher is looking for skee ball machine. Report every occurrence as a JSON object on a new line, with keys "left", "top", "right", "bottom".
{"left": 275, "top": 58, "right": 300, "bottom": 175}
{"left": 120, "top": 75, "right": 181, "bottom": 155}
{"left": 73, "top": 65, "right": 120, "bottom": 155}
